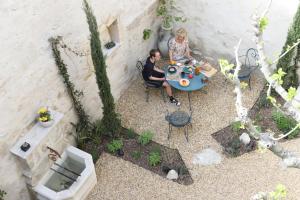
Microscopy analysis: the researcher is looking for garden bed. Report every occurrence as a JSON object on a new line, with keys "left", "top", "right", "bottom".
{"left": 85, "top": 127, "right": 193, "bottom": 185}
{"left": 212, "top": 86, "right": 300, "bottom": 157}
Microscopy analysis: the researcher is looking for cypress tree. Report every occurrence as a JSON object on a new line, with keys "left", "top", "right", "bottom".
{"left": 277, "top": 4, "right": 300, "bottom": 90}
{"left": 83, "top": 0, "right": 121, "bottom": 137}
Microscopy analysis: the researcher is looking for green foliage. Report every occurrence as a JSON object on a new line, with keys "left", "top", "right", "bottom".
{"left": 83, "top": 0, "right": 121, "bottom": 138}
{"left": 138, "top": 131, "right": 153, "bottom": 145}
{"left": 143, "top": 29, "right": 152, "bottom": 40}
{"left": 91, "top": 146, "right": 100, "bottom": 163}
{"left": 227, "top": 137, "right": 241, "bottom": 157}
{"left": 276, "top": 4, "right": 300, "bottom": 89}
{"left": 271, "top": 68, "right": 286, "bottom": 85}
{"left": 49, "top": 37, "right": 93, "bottom": 148}
{"left": 107, "top": 139, "right": 123, "bottom": 153}
{"left": 269, "top": 184, "right": 287, "bottom": 200}
{"left": 0, "top": 189, "right": 6, "bottom": 200}
{"left": 259, "top": 17, "right": 269, "bottom": 32}
{"left": 131, "top": 151, "right": 142, "bottom": 160}
{"left": 272, "top": 110, "right": 300, "bottom": 139}
{"left": 258, "top": 93, "right": 272, "bottom": 108}
{"left": 231, "top": 121, "right": 242, "bottom": 133}
{"left": 219, "top": 59, "right": 235, "bottom": 80}
{"left": 287, "top": 87, "right": 297, "bottom": 101}
{"left": 148, "top": 151, "right": 161, "bottom": 166}
{"left": 126, "top": 128, "right": 136, "bottom": 139}
{"left": 156, "top": 0, "right": 186, "bottom": 29}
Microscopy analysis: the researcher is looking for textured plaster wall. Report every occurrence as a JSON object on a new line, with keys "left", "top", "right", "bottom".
{"left": 0, "top": 0, "right": 159, "bottom": 199}
{"left": 0, "top": 0, "right": 298, "bottom": 199}
{"left": 176, "top": 0, "right": 299, "bottom": 61}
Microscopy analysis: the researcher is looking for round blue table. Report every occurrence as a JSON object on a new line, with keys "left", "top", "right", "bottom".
{"left": 164, "top": 66, "right": 207, "bottom": 111}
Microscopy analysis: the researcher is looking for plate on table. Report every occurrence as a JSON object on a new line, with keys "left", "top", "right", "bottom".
{"left": 179, "top": 79, "right": 190, "bottom": 87}
{"left": 168, "top": 66, "right": 177, "bottom": 74}
{"left": 183, "top": 66, "right": 194, "bottom": 74}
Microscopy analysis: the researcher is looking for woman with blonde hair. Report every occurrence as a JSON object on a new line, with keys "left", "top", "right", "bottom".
{"left": 168, "top": 28, "right": 193, "bottom": 63}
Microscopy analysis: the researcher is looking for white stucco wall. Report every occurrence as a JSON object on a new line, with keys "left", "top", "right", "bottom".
{"left": 176, "top": 0, "right": 299, "bottom": 61}
{"left": 0, "top": 0, "right": 159, "bottom": 199}
{"left": 0, "top": 0, "right": 298, "bottom": 199}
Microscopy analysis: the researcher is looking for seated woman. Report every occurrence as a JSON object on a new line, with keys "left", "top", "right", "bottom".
{"left": 169, "top": 28, "right": 193, "bottom": 63}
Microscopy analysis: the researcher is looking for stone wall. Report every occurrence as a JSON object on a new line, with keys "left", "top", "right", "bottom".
{"left": 176, "top": 0, "right": 299, "bottom": 61}
{"left": 0, "top": 0, "right": 159, "bottom": 199}
{"left": 0, "top": 0, "right": 298, "bottom": 199}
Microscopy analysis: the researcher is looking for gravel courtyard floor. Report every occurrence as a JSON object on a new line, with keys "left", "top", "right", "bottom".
{"left": 87, "top": 69, "right": 300, "bottom": 200}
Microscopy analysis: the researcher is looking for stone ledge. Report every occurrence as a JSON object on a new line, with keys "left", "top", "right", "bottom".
{"left": 10, "top": 110, "right": 64, "bottom": 160}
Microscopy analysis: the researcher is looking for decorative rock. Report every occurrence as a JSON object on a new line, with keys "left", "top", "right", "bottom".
{"left": 239, "top": 132, "right": 251, "bottom": 145}
{"left": 192, "top": 148, "right": 222, "bottom": 166}
{"left": 166, "top": 169, "right": 178, "bottom": 180}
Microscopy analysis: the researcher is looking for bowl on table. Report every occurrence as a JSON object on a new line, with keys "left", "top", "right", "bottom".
{"left": 179, "top": 79, "right": 190, "bottom": 87}
{"left": 183, "top": 66, "right": 193, "bottom": 74}
{"left": 168, "top": 66, "right": 177, "bottom": 74}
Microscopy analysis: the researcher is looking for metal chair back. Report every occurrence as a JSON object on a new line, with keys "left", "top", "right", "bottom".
{"left": 136, "top": 60, "right": 145, "bottom": 80}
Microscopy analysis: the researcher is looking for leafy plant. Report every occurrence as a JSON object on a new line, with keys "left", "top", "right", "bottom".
{"left": 287, "top": 86, "right": 296, "bottom": 101}
{"left": 272, "top": 110, "right": 300, "bottom": 139}
{"left": 83, "top": 0, "right": 121, "bottom": 138}
{"left": 0, "top": 189, "right": 6, "bottom": 200}
{"left": 226, "top": 137, "right": 241, "bottom": 157}
{"left": 269, "top": 184, "right": 287, "bottom": 200}
{"left": 231, "top": 121, "right": 242, "bottom": 133}
{"left": 107, "top": 139, "right": 123, "bottom": 153}
{"left": 91, "top": 146, "right": 100, "bottom": 163}
{"left": 148, "top": 151, "right": 161, "bottom": 166}
{"left": 138, "top": 131, "right": 153, "bottom": 145}
{"left": 156, "top": 0, "right": 186, "bottom": 29}
{"left": 126, "top": 128, "right": 136, "bottom": 139}
{"left": 259, "top": 16, "right": 269, "bottom": 32}
{"left": 143, "top": 29, "right": 152, "bottom": 40}
{"left": 50, "top": 37, "right": 93, "bottom": 149}
{"left": 271, "top": 68, "right": 286, "bottom": 85}
{"left": 131, "top": 151, "right": 142, "bottom": 160}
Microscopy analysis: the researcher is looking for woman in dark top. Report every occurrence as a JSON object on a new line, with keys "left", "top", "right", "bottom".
{"left": 142, "top": 49, "right": 180, "bottom": 106}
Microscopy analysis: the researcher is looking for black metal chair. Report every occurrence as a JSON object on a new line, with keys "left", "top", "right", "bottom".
{"left": 229, "top": 48, "right": 260, "bottom": 90}
{"left": 165, "top": 109, "right": 192, "bottom": 142}
{"left": 136, "top": 60, "right": 166, "bottom": 103}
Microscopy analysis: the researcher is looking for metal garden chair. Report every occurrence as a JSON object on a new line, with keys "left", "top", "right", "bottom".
{"left": 136, "top": 60, "right": 166, "bottom": 103}
{"left": 229, "top": 48, "right": 260, "bottom": 90}
{"left": 165, "top": 109, "right": 193, "bottom": 142}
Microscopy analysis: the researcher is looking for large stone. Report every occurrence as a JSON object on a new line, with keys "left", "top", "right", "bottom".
{"left": 166, "top": 169, "right": 178, "bottom": 180}
{"left": 192, "top": 148, "right": 222, "bottom": 166}
{"left": 239, "top": 132, "right": 251, "bottom": 145}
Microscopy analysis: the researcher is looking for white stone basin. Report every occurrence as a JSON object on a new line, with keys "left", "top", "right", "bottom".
{"left": 34, "top": 146, "right": 97, "bottom": 200}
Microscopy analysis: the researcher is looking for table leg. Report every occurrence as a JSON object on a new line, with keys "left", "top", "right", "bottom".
{"left": 188, "top": 92, "right": 192, "bottom": 112}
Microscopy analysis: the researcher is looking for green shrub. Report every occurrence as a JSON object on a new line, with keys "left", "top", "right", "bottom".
{"left": 148, "top": 151, "right": 161, "bottom": 166}
{"left": 91, "top": 146, "right": 100, "bottom": 163}
{"left": 272, "top": 110, "right": 300, "bottom": 139}
{"left": 131, "top": 151, "right": 142, "bottom": 160}
{"left": 226, "top": 137, "right": 241, "bottom": 157}
{"left": 231, "top": 121, "right": 242, "bottom": 133}
{"left": 0, "top": 189, "right": 6, "bottom": 200}
{"left": 107, "top": 139, "right": 123, "bottom": 153}
{"left": 138, "top": 131, "right": 153, "bottom": 145}
{"left": 127, "top": 128, "right": 136, "bottom": 139}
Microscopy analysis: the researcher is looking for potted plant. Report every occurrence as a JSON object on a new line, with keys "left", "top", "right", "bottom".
{"left": 157, "top": 0, "right": 186, "bottom": 57}
{"left": 37, "top": 107, "right": 54, "bottom": 128}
